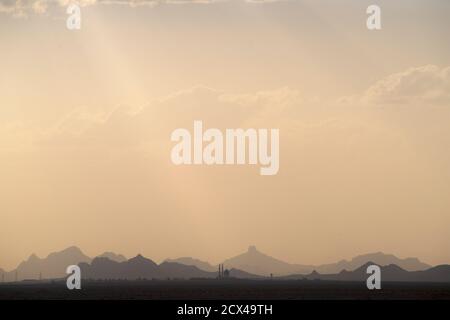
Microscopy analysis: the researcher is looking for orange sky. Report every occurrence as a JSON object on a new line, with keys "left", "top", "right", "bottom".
{"left": 1, "top": 0, "right": 450, "bottom": 271}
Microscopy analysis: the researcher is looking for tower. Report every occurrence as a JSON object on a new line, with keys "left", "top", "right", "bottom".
{"left": 218, "top": 264, "right": 225, "bottom": 279}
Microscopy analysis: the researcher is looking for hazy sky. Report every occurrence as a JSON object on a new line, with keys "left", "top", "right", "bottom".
{"left": 1, "top": 0, "right": 450, "bottom": 271}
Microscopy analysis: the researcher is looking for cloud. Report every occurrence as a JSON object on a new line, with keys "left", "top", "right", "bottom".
{"left": 0, "top": 0, "right": 40, "bottom": 17}
{"left": 0, "top": 0, "right": 276, "bottom": 17}
{"left": 0, "top": 0, "right": 99, "bottom": 16}
{"left": 2, "top": 86, "right": 304, "bottom": 152}
{"left": 360, "top": 65, "right": 450, "bottom": 107}
{"left": 5, "top": 65, "right": 450, "bottom": 153}
{"left": 36, "top": 86, "right": 302, "bottom": 148}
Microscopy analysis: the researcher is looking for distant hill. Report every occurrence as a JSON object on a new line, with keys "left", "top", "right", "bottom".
{"left": 165, "top": 257, "right": 217, "bottom": 273}
{"left": 4, "top": 246, "right": 91, "bottom": 281}
{"left": 2, "top": 247, "right": 128, "bottom": 281}
{"left": 159, "top": 261, "right": 216, "bottom": 279}
{"left": 97, "top": 252, "right": 127, "bottom": 263}
{"left": 80, "top": 255, "right": 160, "bottom": 280}
{"left": 282, "top": 262, "right": 450, "bottom": 282}
{"left": 221, "top": 246, "right": 313, "bottom": 276}
{"left": 80, "top": 255, "right": 216, "bottom": 280}
{"left": 78, "top": 253, "right": 446, "bottom": 282}
{"left": 0, "top": 245, "right": 434, "bottom": 282}
{"left": 217, "top": 246, "right": 430, "bottom": 276}
{"left": 315, "top": 252, "right": 431, "bottom": 274}
{"left": 79, "top": 255, "right": 261, "bottom": 280}
{"left": 227, "top": 268, "right": 263, "bottom": 279}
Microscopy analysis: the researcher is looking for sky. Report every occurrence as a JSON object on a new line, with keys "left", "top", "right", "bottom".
{"left": 1, "top": 0, "right": 450, "bottom": 271}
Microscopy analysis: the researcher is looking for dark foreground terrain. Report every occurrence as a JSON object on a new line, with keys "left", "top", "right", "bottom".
{"left": 1, "top": 279, "right": 450, "bottom": 300}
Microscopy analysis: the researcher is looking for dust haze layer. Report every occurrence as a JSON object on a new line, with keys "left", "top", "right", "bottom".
{"left": 1, "top": 0, "right": 450, "bottom": 270}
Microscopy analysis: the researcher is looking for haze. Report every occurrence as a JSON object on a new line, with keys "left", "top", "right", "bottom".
{"left": 1, "top": 0, "right": 450, "bottom": 271}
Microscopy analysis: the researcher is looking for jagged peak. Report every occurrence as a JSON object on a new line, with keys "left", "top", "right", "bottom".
{"left": 248, "top": 245, "right": 257, "bottom": 253}
{"left": 129, "top": 254, "right": 152, "bottom": 262}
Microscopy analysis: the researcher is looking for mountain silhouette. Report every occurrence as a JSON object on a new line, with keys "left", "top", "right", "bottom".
{"left": 221, "top": 246, "right": 314, "bottom": 276}
{"left": 226, "top": 268, "right": 263, "bottom": 279}
{"left": 0, "top": 245, "right": 435, "bottom": 282}
{"left": 80, "top": 256, "right": 215, "bottom": 280}
{"left": 3, "top": 246, "right": 91, "bottom": 281}
{"left": 159, "top": 261, "right": 216, "bottom": 279}
{"left": 315, "top": 252, "right": 431, "bottom": 274}
{"left": 165, "top": 257, "right": 217, "bottom": 272}
{"left": 97, "top": 252, "right": 127, "bottom": 263}
{"left": 79, "top": 255, "right": 161, "bottom": 279}
{"left": 2, "top": 246, "right": 128, "bottom": 281}
{"left": 282, "top": 262, "right": 450, "bottom": 282}
{"left": 79, "top": 255, "right": 261, "bottom": 280}
{"left": 172, "top": 246, "right": 430, "bottom": 276}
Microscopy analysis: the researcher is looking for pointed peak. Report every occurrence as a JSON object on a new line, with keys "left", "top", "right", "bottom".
{"left": 248, "top": 246, "right": 257, "bottom": 253}
{"left": 129, "top": 254, "right": 146, "bottom": 262}
{"left": 128, "top": 254, "right": 157, "bottom": 266}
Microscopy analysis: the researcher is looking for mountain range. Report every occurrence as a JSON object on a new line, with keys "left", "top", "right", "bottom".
{"left": 1, "top": 246, "right": 125, "bottom": 281}
{"left": 169, "top": 246, "right": 431, "bottom": 276}
{"left": 281, "top": 262, "right": 450, "bottom": 283}
{"left": 0, "top": 245, "right": 438, "bottom": 282}
{"left": 165, "top": 257, "right": 217, "bottom": 273}
{"left": 97, "top": 252, "right": 127, "bottom": 263}
{"left": 79, "top": 255, "right": 259, "bottom": 280}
